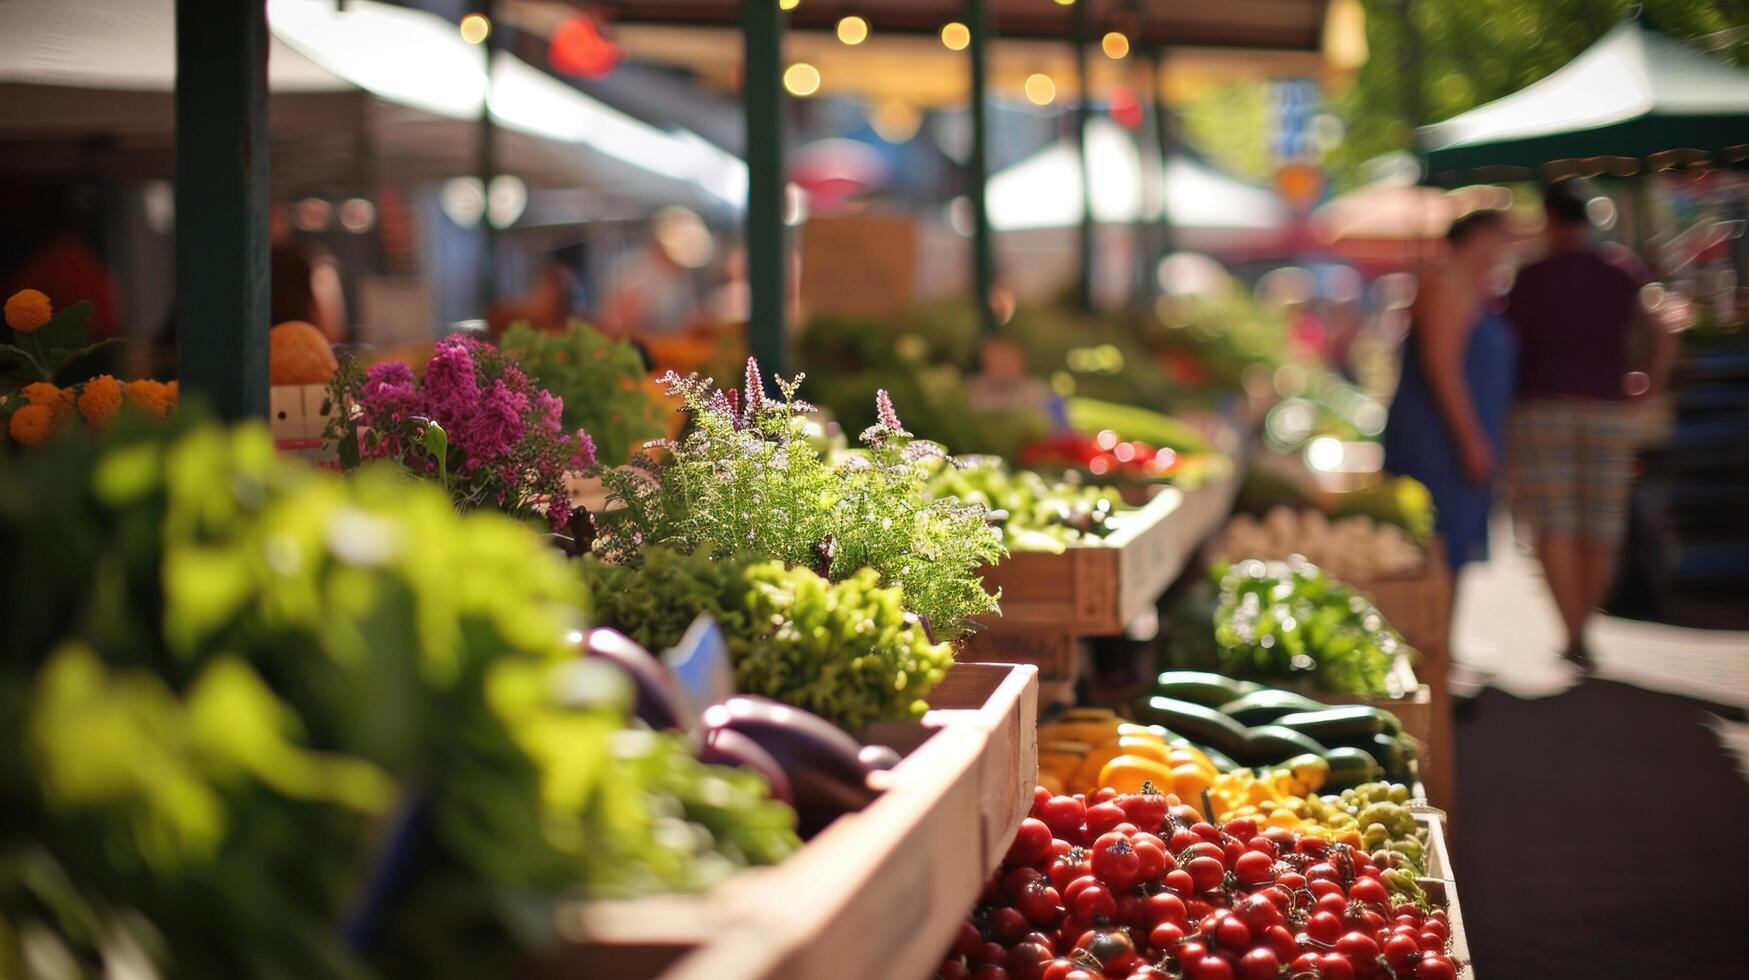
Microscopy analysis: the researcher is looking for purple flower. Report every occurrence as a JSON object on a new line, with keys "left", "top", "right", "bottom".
{"left": 534, "top": 389, "right": 564, "bottom": 435}
{"left": 423, "top": 335, "right": 482, "bottom": 430}
{"left": 742, "top": 357, "right": 764, "bottom": 421}
{"left": 569, "top": 429, "right": 597, "bottom": 471}
{"left": 454, "top": 379, "right": 529, "bottom": 468}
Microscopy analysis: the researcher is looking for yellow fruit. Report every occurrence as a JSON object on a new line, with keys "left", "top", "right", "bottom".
{"left": 1116, "top": 723, "right": 1172, "bottom": 742}
{"left": 1167, "top": 748, "right": 1217, "bottom": 779}
{"left": 1169, "top": 763, "right": 1213, "bottom": 808}
{"left": 1115, "top": 736, "right": 1174, "bottom": 766}
{"left": 269, "top": 320, "right": 339, "bottom": 385}
{"left": 1266, "top": 809, "right": 1302, "bottom": 830}
{"left": 1098, "top": 755, "right": 1176, "bottom": 796}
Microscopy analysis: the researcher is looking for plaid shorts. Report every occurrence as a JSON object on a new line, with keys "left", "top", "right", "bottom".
{"left": 1510, "top": 399, "right": 1639, "bottom": 543}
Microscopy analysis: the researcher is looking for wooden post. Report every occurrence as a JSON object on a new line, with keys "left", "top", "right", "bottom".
{"left": 1073, "top": 0, "right": 1095, "bottom": 312}
{"left": 175, "top": 0, "right": 269, "bottom": 420}
{"left": 743, "top": 0, "right": 788, "bottom": 383}
{"left": 479, "top": 0, "right": 499, "bottom": 310}
{"left": 968, "top": 0, "right": 997, "bottom": 336}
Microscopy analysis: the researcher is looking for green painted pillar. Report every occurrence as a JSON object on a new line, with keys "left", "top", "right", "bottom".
{"left": 1073, "top": 0, "right": 1094, "bottom": 312}
{"left": 1150, "top": 44, "right": 1176, "bottom": 264}
{"left": 743, "top": 0, "right": 788, "bottom": 383}
{"left": 968, "top": 0, "right": 997, "bottom": 336}
{"left": 175, "top": 0, "right": 269, "bottom": 420}
{"left": 479, "top": 0, "right": 499, "bottom": 310}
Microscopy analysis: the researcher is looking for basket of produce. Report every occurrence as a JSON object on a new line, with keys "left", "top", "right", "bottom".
{"left": 940, "top": 777, "right": 1467, "bottom": 980}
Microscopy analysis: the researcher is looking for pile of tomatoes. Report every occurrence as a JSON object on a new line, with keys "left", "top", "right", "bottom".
{"left": 937, "top": 785, "right": 1459, "bottom": 980}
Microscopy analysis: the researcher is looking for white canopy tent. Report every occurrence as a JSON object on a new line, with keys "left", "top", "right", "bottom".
{"left": 0, "top": 0, "right": 745, "bottom": 209}
{"left": 987, "top": 117, "right": 1290, "bottom": 242}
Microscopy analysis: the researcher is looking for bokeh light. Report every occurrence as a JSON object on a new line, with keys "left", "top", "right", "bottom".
{"left": 1024, "top": 73, "right": 1056, "bottom": 106}
{"left": 784, "top": 62, "right": 821, "bottom": 97}
{"left": 941, "top": 22, "right": 970, "bottom": 51}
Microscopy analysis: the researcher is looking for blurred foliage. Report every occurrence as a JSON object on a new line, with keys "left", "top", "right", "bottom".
{"left": 0, "top": 414, "right": 794, "bottom": 979}
{"left": 1179, "top": 80, "right": 1280, "bottom": 183}
{"left": 498, "top": 321, "right": 666, "bottom": 466}
{"left": 1331, "top": 0, "right": 1749, "bottom": 185}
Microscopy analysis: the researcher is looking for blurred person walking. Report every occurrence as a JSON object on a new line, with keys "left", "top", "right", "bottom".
{"left": 1383, "top": 210, "right": 1517, "bottom": 587}
{"left": 1505, "top": 183, "right": 1676, "bottom": 665}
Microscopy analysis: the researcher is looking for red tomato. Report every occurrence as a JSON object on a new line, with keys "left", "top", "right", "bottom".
{"left": 1016, "top": 879, "right": 1064, "bottom": 928}
{"left": 1091, "top": 832, "right": 1142, "bottom": 889}
{"left": 1164, "top": 869, "right": 1196, "bottom": 896}
{"left": 1245, "top": 837, "right": 1279, "bottom": 859}
{"left": 1085, "top": 802, "right": 1128, "bottom": 839}
{"left": 1169, "top": 828, "right": 1204, "bottom": 852}
{"left": 1147, "top": 920, "right": 1186, "bottom": 952}
{"left": 1317, "top": 952, "right": 1356, "bottom": 980}
{"left": 1067, "top": 881, "right": 1116, "bottom": 923}
{"left": 1004, "top": 942, "right": 1056, "bottom": 980}
{"left": 1144, "top": 891, "right": 1188, "bottom": 927}
{"left": 1037, "top": 796, "right": 1087, "bottom": 840}
{"left": 1191, "top": 822, "right": 1221, "bottom": 843}
{"left": 1262, "top": 924, "right": 1297, "bottom": 961}
{"left": 1416, "top": 954, "right": 1457, "bottom": 980}
{"left": 977, "top": 941, "right": 1008, "bottom": 964}
{"left": 1214, "top": 915, "right": 1251, "bottom": 950}
{"left": 1383, "top": 934, "right": 1422, "bottom": 972}
{"left": 954, "top": 921, "right": 982, "bottom": 957}
{"left": 988, "top": 907, "right": 1029, "bottom": 945}
{"left": 1233, "top": 850, "right": 1275, "bottom": 886}
{"left": 1335, "top": 931, "right": 1380, "bottom": 964}
{"left": 940, "top": 959, "right": 971, "bottom": 980}
{"left": 1422, "top": 919, "right": 1449, "bottom": 943}
{"left": 1223, "top": 817, "right": 1259, "bottom": 841}
{"left": 970, "top": 964, "right": 1010, "bottom": 980}
{"left": 1185, "top": 856, "right": 1226, "bottom": 892}
{"left": 1346, "top": 876, "right": 1388, "bottom": 907}
{"left": 1048, "top": 849, "right": 1091, "bottom": 891}
{"left": 1007, "top": 818, "right": 1056, "bottom": 867}
{"left": 1237, "top": 948, "right": 1280, "bottom": 980}
{"left": 1186, "top": 955, "right": 1235, "bottom": 980}
{"left": 1131, "top": 833, "right": 1168, "bottom": 881}
{"left": 1304, "top": 911, "right": 1344, "bottom": 946}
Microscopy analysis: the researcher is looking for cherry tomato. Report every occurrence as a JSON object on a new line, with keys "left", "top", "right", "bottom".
{"left": 1164, "top": 869, "right": 1195, "bottom": 896}
{"left": 1186, "top": 856, "right": 1226, "bottom": 892}
{"left": 1091, "top": 832, "right": 1142, "bottom": 889}
{"left": 977, "top": 941, "right": 1008, "bottom": 965}
{"left": 1183, "top": 841, "right": 1226, "bottom": 864}
{"left": 1002, "top": 867, "right": 1044, "bottom": 899}
{"left": 1309, "top": 878, "right": 1345, "bottom": 899}
{"left": 1314, "top": 892, "right": 1348, "bottom": 917}
{"left": 1262, "top": 826, "right": 1298, "bottom": 849}
{"left": 1049, "top": 849, "right": 1092, "bottom": 891}
{"left": 1347, "top": 876, "right": 1388, "bottom": 907}
{"left": 1214, "top": 915, "right": 1251, "bottom": 950}
{"left": 1289, "top": 953, "right": 1321, "bottom": 973}
{"left": 1147, "top": 920, "right": 1186, "bottom": 951}
{"left": 1317, "top": 952, "right": 1355, "bottom": 980}
{"left": 970, "top": 964, "right": 1010, "bottom": 980}
{"left": 1245, "top": 837, "right": 1279, "bottom": 859}
{"left": 1008, "top": 818, "right": 1056, "bottom": 867}
{"left": 1304, "top": 910, "right": 1344, "bottom": 946}
{"left": 1415, "top": 954, "right": 1457, "bottom": 980}
{"left": 1224, "top": 817, "right": 1259, "bottom": 841}
{"left": 1041, "top": 961, "right": 1088, "bottom": 980}
{"left": 1417, "top": 931, "right": 1446, "bottom": 954}
{"left": 1383, "top": 934, "right": 1422, "bottom": 972}
{"left": 1116, "top": 788, "right": 1171, "bottom": 832}
{"left": 1234, "top": 893, "right": 1282, "bottom": 932}
{"left": 1068, "top": 881, "right": 1117, "bottom": 923}
{"left": 1336, "top": 931, "right": 1380, "bottom": 964}
{"left": 1115, "top": 893, "right": 1149, "bottom": 928}
{"left": 954, "top": 921, "right": 982, "bottom": 957}
{"left": 1186, "top": 954, "right": 1235, "bottom": 980}
{"left": 1091, "top": 787, "right": 1119, "bottom": 804}
{"left": 1004, "top": 942, "right": 1056, "bottom": 980}
{"left": 1233, "top": 850, "right": 1275, "bottom": 886}
{"left": 1038, "top": 796, "right": 1087, "bottom": 839}
{"left": 1030, "top": 785, "right": 1053, "bottom": 815}
{"left": 1421, "top": 919, "right": 1448, "bottom": 943}
{"left": 1074, "top": 927, "right": 1139, "bottom": 974}
{"left": 1274, "top": 870, "right": 1307, "bottom": 892}
{"left": 1144, "top": 891, "right": 1188, "bottom": 927}
{"left": 1262, "top": 924, "right": 1297, "bottom": 960}
{"left": 1191, "top": 822, "right": 1221, "bottom": 843}
{"left": 1131, "top": 833, "right": 1168, "bottom": 881}
{"left": 1170, "top": 827, "right": 1204, "bottom": 852}
{"left": 987, "top": 907, "right": 1029, "bottom": 944}
{"left": 1237, "top": 948, "right": 1280, "bottom": 980}
{"left": 939, "top": 958, "right": 971, "bottom": 980}
{"left": 1016, "top": 880, "right": 1064, "bottom": 928}
{"left": 1085, "top": 802, "right": 1128, "bottom": 839}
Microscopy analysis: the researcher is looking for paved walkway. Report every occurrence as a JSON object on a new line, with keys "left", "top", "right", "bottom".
{"left": 1452, "top": 517, "right": 1749, "bottom": 772}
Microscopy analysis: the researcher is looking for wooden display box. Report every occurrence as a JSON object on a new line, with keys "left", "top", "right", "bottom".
{"left": 1356, "top": 541, "right": 1456, "bottom": 813}
{"left": 1412, "top": 808, "right": 1473, "bottom": 979}
{"left": 1293, "top": 655, "right": 1435, "bottom": 770}
{"left": 976, "top": 471, "right": 1239, "bottom": 637}
{"left": 554, "top": 661, "right": 1038, "bottom": 980}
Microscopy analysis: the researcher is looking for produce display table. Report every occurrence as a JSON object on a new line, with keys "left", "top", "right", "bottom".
{"left": 1355, "top": 541, "right": 1457, "bottom": 815}
{"left": 554, "top": 662, "right": 1038, "bottom": 980}
{"left": 966, "top": 469, "right": 1242, "bottom": 703}
{"left": 1414, "top": 806, "right": 1474, "bottom": 978}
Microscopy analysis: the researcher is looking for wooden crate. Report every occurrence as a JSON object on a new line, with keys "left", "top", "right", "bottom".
{"left": 556, "top": 661, "right": 1038, "bottom": 980}
{"left": 1412, "top": 809, "right": 1474, "bottom": 979}
{"left": 1358, "top": 542, "right": 1456, "bottom": 814}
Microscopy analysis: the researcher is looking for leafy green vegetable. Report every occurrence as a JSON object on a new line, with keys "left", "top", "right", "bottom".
{"left": 583, "top": 547, "right": 953, "bottom": 730}
{"left": 929, "top": 456, "right": 1126, "bottom": 554}
{"left": 1209, "top": 558, "right": 1415, "bottom": 697}
{"left": 498, "top": 320, "right": 666, "bottom": 465}
{"left": 594, "top": 362, "right": 1003, "bottom": 639}
{"left": 0, "top": 415, "right": 796, "bottom": 979}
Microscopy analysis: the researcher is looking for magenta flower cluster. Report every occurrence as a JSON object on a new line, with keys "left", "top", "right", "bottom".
{"left": 351, "top": 334, "right": 596, "bottom": 529}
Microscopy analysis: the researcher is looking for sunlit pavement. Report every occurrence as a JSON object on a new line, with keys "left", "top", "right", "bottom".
{"left": 1453, "top": 516, "right": 1749, "bottom": 772}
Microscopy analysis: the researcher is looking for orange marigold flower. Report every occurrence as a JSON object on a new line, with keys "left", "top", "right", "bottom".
{"left": 165, "top": 380, "right": 179, "bottom": 403}
{"left": 8, "top": 403, "right": 57, "bottom": 446}
{"left": 21, "top": 382, "right": 75, "bottom": 421}
{"left": 5, "top": 289, "right": 53, "bottom": 332}
{"left": 123, "top": 379, "right": 174, "bottom": 419}
{"left": 77, "top": 375, "right": 124, "bottom": 429}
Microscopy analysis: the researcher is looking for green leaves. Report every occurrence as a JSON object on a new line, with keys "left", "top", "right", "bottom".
{"left": 1211, "top": 558, "right": 1412, "bottom": 697}
{"left": 498, "top": 321, "right": 665, "bottom": 465}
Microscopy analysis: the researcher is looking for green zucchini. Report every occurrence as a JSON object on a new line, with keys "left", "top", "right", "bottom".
{"left": 1272, "top": 706, "right": 1400, "bottom": 741}
{"left": 1200, "top": 746, "right": 1243, "bottom": 773}
{"left": 1151, "top": 671, "right": 1261, "bottom": 708}
{"left": 1218, "top": 689, "right": 1329, "bottom": 726}
{"left": 1234, "top": 725, "right": 1329, "bottom": 768}
{"left": 1322, "top": 747, "right": 1383, "bottom": 789}
{"left": 1135, "top": 696, "right": 1251, "bottom": 757}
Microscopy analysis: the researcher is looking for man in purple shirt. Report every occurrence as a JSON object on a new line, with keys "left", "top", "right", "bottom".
{"left": 1505, "top": 183, "right": 1676, "bottom": 665}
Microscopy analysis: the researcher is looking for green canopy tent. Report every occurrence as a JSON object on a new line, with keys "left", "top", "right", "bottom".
{"left": 1418, "top": 15, "right": 1749, "bottom": 187}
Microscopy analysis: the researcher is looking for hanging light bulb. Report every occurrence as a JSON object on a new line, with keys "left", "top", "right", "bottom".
{"left": 1024, "top": 73, "right": 1057, "bottom": 106}
{"left": 1102, "top": 32, "right": 1130, "bottom": 59}
{"left": 784, "top": 63, "right": 821, "bottom": 97}
{"left": 459, "top": 13, "right": 490, "bottom": 44}
{"left": 940, "top": 22, "right": 970, "bottom": 51}
{"left": 836, "top": 16, "right": 868, "bottom": 46}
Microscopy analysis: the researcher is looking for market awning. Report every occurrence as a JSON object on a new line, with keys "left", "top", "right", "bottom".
{"left": 0, "top": 0, "right": 745, "bottom": 209}
{"left": 1418, "top": 15, "right": 1749, "bottom": 186}
{"left": 987, "top": 118, "right": 1289, "bottom": 235}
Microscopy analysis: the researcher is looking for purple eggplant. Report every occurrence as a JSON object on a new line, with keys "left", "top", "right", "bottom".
{"left": 581, "top": 628, "right": 681, "bottom": 730}
{"left": 699, "top": 728, "right": 794, "bottom": 806}
{"left": 856, "top": 744, "right": 903, "bottom": 773}
{"left": 702, "top": 696, "right": 878, "bottom": 834}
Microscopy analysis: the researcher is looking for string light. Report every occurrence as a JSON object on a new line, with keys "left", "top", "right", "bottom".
{"left": 1101, "top": 32, "right": 1129, "bottom": 59}
{"left": 1024, "top": 72, "right": 1056, "bottom": 106}
{"left": 458, "top": 12, "right": 490, "bottom": 44}
{"left": 784, "top": 62, "right": 822, "bottom": 97}
{"left": 836, "top": 16, "right": 868, "bottom": 45}
{"left": 940, "top": 22, "right": 970, "bottom": 51}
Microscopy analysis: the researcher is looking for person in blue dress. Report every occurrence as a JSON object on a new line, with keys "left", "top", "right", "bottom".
{"left": 1383, "top": 209, "right": 1517, "bottom": 577}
